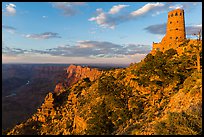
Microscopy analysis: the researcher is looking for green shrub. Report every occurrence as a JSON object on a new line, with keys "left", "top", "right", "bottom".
{"left": 155, "top": 111, "right": 202, "bottom": 135}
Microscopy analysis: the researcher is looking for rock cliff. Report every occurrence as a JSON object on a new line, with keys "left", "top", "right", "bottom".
{"left": 66, "top": 64, "right": 101, "bottom": 85}
{"left": 54, "top": 64, "right": 101, "bottom": 93}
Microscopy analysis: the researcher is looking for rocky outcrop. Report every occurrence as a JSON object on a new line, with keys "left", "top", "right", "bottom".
{"left": 66, "top": 64, "right": 101, "bottom": 85}
{"left": 54, "top": 83, "right": 65, "bottom": 93}
{"left": 33, "top": 92, "right": 56, "bottom": 123}
{"left": 54, "top": 65, "right": 101, "bottom": 93}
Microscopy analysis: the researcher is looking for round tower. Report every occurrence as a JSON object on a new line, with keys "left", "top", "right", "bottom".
{"left": 166, "top": 9, "right": 186, "bottom": 42}
{"left": 151, "top": 9, "right": 187, "bottom": 54}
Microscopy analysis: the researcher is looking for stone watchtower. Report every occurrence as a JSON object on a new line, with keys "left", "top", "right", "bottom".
{"left": 152, "top": 9, "right": 186, "bottom": 53}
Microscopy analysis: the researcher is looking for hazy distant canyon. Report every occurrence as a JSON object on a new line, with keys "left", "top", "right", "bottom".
{"left": 2, "top": 64, "right": 124, "bottom": 130}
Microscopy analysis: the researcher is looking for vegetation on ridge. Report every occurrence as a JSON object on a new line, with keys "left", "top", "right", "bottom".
{"left": 4, "top": 45, "right": 202, "bottom": 135}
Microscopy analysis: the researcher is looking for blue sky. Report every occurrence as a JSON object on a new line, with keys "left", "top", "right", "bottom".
{"left": 2, "top": 2, "right": 202, "bottom": 64}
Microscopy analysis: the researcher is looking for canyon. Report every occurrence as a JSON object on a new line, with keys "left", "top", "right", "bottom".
{"left": 2, "top": 64, "right": 115, "bottom": 131}
{"left": 2, "top": 64, "right": 67, "bottom": 130}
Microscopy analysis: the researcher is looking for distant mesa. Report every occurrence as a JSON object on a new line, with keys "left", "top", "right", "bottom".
{"left": 66, "top": 64, "right": 101, "bottom": 82}
{"left": 54, "top": 64, "right": 101, "bottom": 93}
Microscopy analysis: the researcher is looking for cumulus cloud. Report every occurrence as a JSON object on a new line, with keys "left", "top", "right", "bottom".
{"left": 2, "top": 25, "right": 16, "bottom": 33}
{"left": 144, "top": 23, "right": 202, "bottom": 36}
{"left": 75, "top": 41, "right": 150, "bottom": 57}
{"left": 89, "top": 2, "right": 165, "bottom": 29}
{"left": 25, "top": 32, "right": 61, "bottom": 40}
{"left": 89, "top": 3, "right": 165, "bottom": 29}
{"left": 51, "top": 2, "right": 86, "bottom": 16}
{"left": 130, "top": 2, "right": 164, "bottom": 16}
{"left": 89, "top": 9, "right": 115, "bottom": 29}
{"left": 4, "top": 3, "right": 16, "bottom": 16}
{"left": 2, "top": 46, "right": 28, "bottom": 56}
{"left": 108, "top": 5, "right": 129, "bottom": 14}
{"left": 3, "top": 41, "right": 151, "bottom": 58}
{"left": 89, "top": 2, "right": 200, "bottom": 29}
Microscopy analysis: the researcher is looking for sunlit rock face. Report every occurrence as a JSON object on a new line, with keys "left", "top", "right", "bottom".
{"left": 66, "top": 64, "right": 101, "bottom": 84}
{"left": 54, "top": 65, "right": 101, "bottom": 93}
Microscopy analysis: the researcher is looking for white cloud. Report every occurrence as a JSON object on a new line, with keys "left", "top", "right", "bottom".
{"left": 168, "top": 2, "right": 202, "bottom": 12}
{"left": 169, "top": 4, "right": 183, "bottom": 9}
{"left": 2, "top": 39, "right": 151, "bottom": 64}
{"left": 108, "top": 5, "right": 129, "bottom": 14}
{"left": 25, "top": 32, "right": 61, "bottom": 40}
{"left": 2, "top": 40, "right": 151, "bottom": 58}
{"left": 5, "top": 3, "right": 16, "bottom": 16}
{"left": 51, "top": 2, "right": 86, "bottom": 16}
{"left": 130, "top": 2, "right": 164, "bottom": 16}
{"left": 89, "top": 11, "right": 116, "bottom": 29}
{"left": 89, "top": 3, "right": 165, "bottom": 29}
{"left": 89, "top": 2, "right": 200, "bottom": 29}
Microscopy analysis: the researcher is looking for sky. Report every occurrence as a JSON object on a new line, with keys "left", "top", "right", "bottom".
{"left": 2, "top": 2, "right": 202, "bottom": 65}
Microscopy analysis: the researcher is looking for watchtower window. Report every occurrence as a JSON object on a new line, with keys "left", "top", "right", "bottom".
{"left": 170, "top": 21, "right": 172, "bottom": 24}
{"left": 175, "top": 12, "right": 178, "bottom": 16}
{"left": 180, "top": 13, "right": 182, "bottom": 16}
{"left": 171, "top": 14, "right": 173, "bottom": 17}
{"left": 177, "top": 21, "right": 178, "bottom": 23}
{"left": 156, "top": 48, "right": 160, "bottom": 51}
{"left": 170, "top": 37, "right": 172, "bottom": 39}
{"left": 176, "top": 37, "right": 178, "bottom": 39}
{"left": 176, "top": 28, "right": 178, "bottom": 30}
